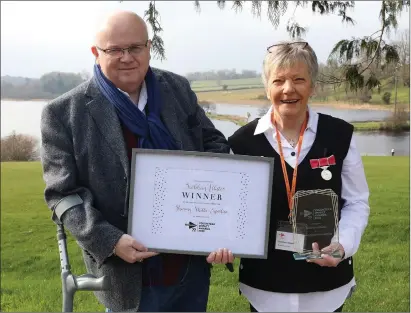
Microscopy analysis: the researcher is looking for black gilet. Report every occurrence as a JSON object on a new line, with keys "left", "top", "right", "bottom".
{"left": 228, "top": 113, "right": 355, "bottom": 293}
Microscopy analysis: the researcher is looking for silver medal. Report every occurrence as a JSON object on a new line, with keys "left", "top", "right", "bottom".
{"left": 321, "top": 169, "right": 332, "bottom": 181}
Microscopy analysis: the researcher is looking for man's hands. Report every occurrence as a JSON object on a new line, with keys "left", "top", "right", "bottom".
{"left": 114, "top": 234, "right": 158, "bottom": 263}
{"left": 206, "top": 248, "right": 234, "bottom": 264}
{"left": 307, "top": 242, "right": 345, "bottom": 267}
{"left": 114, "top": 237, "right": 235, "bottom": 265}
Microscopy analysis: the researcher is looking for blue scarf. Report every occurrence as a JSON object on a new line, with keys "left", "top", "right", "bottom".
{"left": 93, "top": 64, "right": 178, "bottom": 150}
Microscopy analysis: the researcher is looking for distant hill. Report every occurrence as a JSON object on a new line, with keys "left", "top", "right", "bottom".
{"left": 2, "top": 68, "right": 409, "bottom": 106}
{"left": 1, "top": 72, "right": 87, "bottom": 100}
{"left": 1, "top": 75, "right": 32, "bottom": 86}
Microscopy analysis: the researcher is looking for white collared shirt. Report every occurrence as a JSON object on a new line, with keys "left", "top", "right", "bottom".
{"left": 239, "top": 106, "right": 370, "bottom": 312}
{"left": 118, "top": 81, "right": 148, "bottom": 113}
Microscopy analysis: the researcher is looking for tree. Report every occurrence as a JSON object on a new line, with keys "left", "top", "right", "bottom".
{"left": 382, "top": 91, "right": 391, "bottom": 104}
{"left": 40, "top": 72, "right": 85, "bottom": 95}
{"left": 393, "top": 28, "right": 410, "bottom": 86}
{"left": 326, "top": 1, "right": 408, "bottom": 92}
{"left": 140, "top": 0, "right": 409, "bottom": 92}
{"left": 80, "top": 69, "right": 92, "bottom": 81}
{"left": 198, "top": 100, "right": 216, "bottom": 113}
{"left": 1, "top": 71, "right": 89, "bottom": 100}
{"left": 1, "top": 131, "right": 39, "bottom": 161}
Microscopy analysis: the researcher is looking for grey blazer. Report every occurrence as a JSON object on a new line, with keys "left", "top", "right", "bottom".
{"left": 40, "top": 68, "right": 230, "bottom": 311}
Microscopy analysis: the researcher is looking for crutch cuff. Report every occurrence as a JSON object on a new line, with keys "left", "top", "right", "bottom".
{"left": 53, "top": 194, "right": 83, "bottom": 223}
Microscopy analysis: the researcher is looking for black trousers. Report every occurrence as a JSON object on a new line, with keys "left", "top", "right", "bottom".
{"left": 249, "top": 303, "right": 344, "bottom": 312}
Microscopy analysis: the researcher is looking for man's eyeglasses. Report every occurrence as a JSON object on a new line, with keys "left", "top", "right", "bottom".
{"left": 97, "top": 40, "right": 149, "bottom": 58}
{"left": 267, "top": 41, "right": 308, "bottom": 53}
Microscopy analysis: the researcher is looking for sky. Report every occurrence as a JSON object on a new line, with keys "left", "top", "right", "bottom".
{"left": 1, "top": 1, "right": 410, "bottom": 78}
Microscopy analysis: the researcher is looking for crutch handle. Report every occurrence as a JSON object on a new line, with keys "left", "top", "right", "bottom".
{"left": 75, "top": 274, "right": 110, "bottom": 291}
{"left": 56, "top": 224, "right": 110, "bottom": 312}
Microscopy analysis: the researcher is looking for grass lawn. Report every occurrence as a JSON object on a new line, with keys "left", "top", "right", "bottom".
{"left": 351, "top": 121, "right": 410, "bottom": 131}
{"left": 191, "top": 78, "right": 264, "bottom": 94}
{"left": 1, "top": 158, "right": 409, "bottom": 312}
{"left": 369, "top": 85, "right": 410, "bottom": 105}
{"left": 196, "top": 88, "right": 268, "bottom": 105}
{"left": 191, "top": 78, "right": 263, "bottom": 89}
{"left": 312, "top": 81, "right": 409, "bottom": 107}
{"left": 192, "top": 77, "right": 409, "bottom": 109}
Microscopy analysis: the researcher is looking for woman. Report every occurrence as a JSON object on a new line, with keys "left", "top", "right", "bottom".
{"left": 210, "top": 41, "right": 370, "bottom": 312}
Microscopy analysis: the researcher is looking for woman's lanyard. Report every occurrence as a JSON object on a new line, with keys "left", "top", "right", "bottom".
{"left": 272, "top": 111, "right": 309, "bottom": 220}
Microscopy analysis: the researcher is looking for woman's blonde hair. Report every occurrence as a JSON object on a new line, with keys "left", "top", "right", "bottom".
{"left": 262, "top": 41, "right": 319, "bottom": 88}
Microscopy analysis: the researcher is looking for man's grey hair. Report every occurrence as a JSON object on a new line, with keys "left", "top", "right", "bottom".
{"left": 262, "top": 41, "right": 319, "bottom": 88}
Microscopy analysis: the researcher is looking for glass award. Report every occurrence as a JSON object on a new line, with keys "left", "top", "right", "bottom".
{"left": 290, "top": 189, "right": 342, "bottom": 260}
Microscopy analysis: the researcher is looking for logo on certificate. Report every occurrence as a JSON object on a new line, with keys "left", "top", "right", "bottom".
{"left": 185, "top": 221, "right": 197, "bottom": 231}
{"left": 184, "top": 221, "right": 216, "bottom": 233}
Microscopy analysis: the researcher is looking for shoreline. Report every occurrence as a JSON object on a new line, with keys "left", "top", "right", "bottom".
{"left": 206, "top": 112, "right": 410, "bottom": 132}
{"left": 204, "top": 98, "right": 408, "bottom": 112}
{"left": 3, "top": 97, "right": 409, "bottom": 112}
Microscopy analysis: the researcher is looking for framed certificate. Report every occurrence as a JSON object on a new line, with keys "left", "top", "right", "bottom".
{"left": 127, "top": 149, "right": 274, "bottom": 259}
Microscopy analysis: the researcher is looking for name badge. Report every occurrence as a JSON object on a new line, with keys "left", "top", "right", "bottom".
{"left": 275, "top": 231, "right": 305, "bottom": 253}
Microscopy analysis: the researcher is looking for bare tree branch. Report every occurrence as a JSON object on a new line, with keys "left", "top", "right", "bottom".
{"left": 122, "top": 0, "right": 408, "bottom": 90}
{"left": 251, "top": 0, "right": 262, "bottom": 19}
{"left": 144, "top": 1, "right": 166, "bottom": 61}
{"left": 194, "top": 0, "right": 201, "bottom": 14}
{"left": 216, "top": 0, "right": 225, "bottom": 10}
{"left": 232, "top": 0, "right": 244, "bottom": 13}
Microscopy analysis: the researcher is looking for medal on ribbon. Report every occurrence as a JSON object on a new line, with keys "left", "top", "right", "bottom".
{"left": 309, "top": 155, "right": 336, "bottom": 181}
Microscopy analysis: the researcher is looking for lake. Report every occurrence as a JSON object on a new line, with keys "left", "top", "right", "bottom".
{"left": 214, "top": 103, "right": 393, "bottom": 122}
{"left": 212, "top": 120, "right": 410, "bottom": 156}
{"left": 1, "top": 100, "right": 409, "bottom": 156}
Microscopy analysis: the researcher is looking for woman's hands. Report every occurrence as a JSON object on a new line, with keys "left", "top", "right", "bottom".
{"left": 206, "top": 248, "right": 235, "bottom": 264}
{"left": 307, "top": 242, "right": 345, "bottom": 267}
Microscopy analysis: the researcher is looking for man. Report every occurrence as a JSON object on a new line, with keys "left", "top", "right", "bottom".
{"left": 40, "top": 10, "right": 232, "bottom": 312}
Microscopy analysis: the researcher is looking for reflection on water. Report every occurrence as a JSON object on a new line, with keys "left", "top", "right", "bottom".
{"left": 212, "top": 120, "right": 241, "bottom": 139}
{"left": 215, "top": 103, "right": 262, "bottom": 120}
{"left": 214, "top": 103, "right": 392, "bottom": 122}
{"left": 211, "top": 119, "right": 410, "bottom": 156}
{"left": 313, "top": 107, "right": 392, "bottom": 122}
{"left": 354, "top": 132, "right": 410, "bottom": 156}
{"left": 1, "top": 100, "right": 408, "bottom": 156}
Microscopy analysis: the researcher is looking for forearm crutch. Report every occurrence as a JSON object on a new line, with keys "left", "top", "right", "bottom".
{"left": 57, "top": 224, "right": 110, "bottom": 312}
